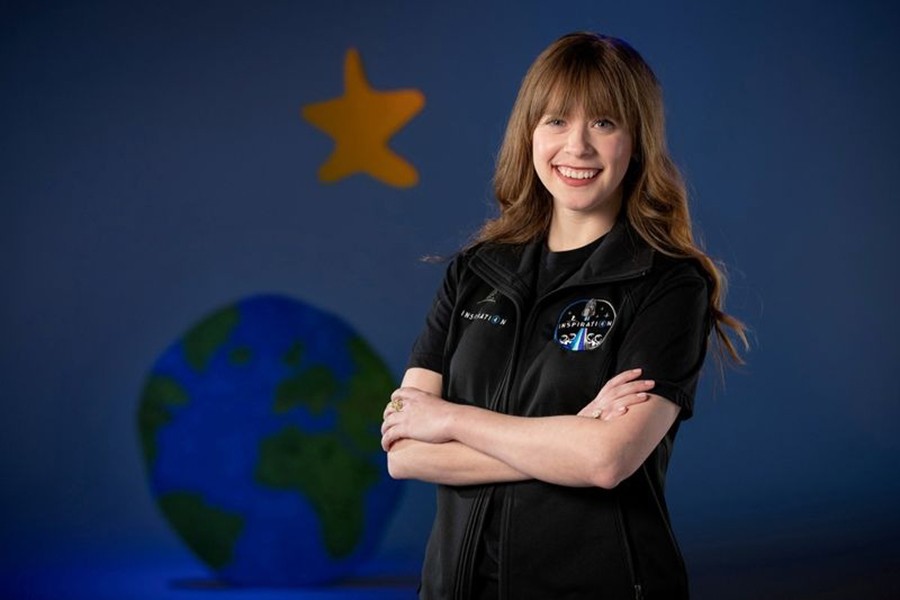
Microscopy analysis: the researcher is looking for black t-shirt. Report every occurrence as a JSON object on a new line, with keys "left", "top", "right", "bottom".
{"left": 537, "top": 234, "right": 606, "bottom": 295}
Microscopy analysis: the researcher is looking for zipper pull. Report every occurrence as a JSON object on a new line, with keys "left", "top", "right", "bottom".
{"left": 634, "top": 583, "right": 644, "bottom": 600}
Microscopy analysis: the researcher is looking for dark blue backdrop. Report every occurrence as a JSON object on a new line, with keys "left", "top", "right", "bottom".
{"left": 2, "top": 1, "right": 899, "bottom": 598}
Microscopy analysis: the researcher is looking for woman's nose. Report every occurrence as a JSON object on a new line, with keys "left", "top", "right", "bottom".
{"left": 564, "top": 125, "right": 593, "bottom": 156}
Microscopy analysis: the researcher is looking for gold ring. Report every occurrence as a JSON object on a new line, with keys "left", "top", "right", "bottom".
{"left": 391, "top": 398, "right": 404, "bottom": 412}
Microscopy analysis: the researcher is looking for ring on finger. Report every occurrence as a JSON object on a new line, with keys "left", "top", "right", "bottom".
{"left": 391, "top": 398, "right": 404, "bottom": 412}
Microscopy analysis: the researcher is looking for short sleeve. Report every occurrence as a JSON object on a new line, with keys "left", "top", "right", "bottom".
{"left": 614, "top": 263, "right": 711, "bottom": 420}
{"left": 406, "top": 256, "right": 463, "bottom": 374}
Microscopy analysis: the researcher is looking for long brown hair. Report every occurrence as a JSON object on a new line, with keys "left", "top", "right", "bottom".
{"left": 475, "top": 32, "right": 747, "bottom": 364}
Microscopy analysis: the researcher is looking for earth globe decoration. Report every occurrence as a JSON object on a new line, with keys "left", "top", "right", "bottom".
{"left": 137, "top": 294, "right": 403, "bottom": 586}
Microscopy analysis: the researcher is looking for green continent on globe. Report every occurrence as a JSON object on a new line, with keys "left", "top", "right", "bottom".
{"left": 158, "top": 492, "right": 245, "bottom": 569}
{"left": 256, "top": 427, "right": 379, "bottom": 558}
{"left": 274, "top": 365, "right": 338, "bottom": 415}
{"left": 338, "top": 336, "right": 396, "bottom": 453}
{"left": 138, "top": 375, "right": 189, "bottom": 466}
{"left": 183, "top": 305, "right": 239, "bottom": 372}
{"left": 229, "top": 346, "right": 252, "bottom": 366}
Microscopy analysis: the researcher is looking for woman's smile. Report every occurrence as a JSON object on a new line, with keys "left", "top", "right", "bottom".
{"left": 554, "top": 165, "right": 602, "bottom": 185}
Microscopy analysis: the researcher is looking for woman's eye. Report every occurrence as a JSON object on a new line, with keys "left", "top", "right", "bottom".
{"left": 544, "top": 117, "right": 565, "bottom": 126}
{"left": 594, "top": 118, "right": 615, "bottom": 129}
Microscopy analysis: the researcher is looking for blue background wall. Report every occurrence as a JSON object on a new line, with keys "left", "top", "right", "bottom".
{"left": 2, "top": 1, "right": 898, "bottom": 598}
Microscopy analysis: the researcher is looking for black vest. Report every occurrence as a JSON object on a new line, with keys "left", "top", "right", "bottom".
{"left": 420, "top": 221, "right": 708, "bottom": 599}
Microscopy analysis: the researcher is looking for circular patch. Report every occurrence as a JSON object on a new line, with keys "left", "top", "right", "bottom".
{"left": 554, "top": 298, "right": 616, "bottom": 351}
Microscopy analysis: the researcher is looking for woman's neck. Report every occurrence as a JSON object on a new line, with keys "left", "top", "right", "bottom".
{"left": 547, "top": 206, "right": 620, "bottom": 251}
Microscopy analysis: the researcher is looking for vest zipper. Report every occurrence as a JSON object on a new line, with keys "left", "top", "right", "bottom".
{"left": 467, "top": 256, "right": 652, "bottom": 598}
{"left": 452, "top": 275, "right": 522, "bottom": 599}
{"left": 615, "top": 495, "right": 643, "bottom": 599}
{"left": 453, "top": 488, "right": 490, "bottom": 600}
{"left": 497, "top": 489, "right": 513, "bottom": 600}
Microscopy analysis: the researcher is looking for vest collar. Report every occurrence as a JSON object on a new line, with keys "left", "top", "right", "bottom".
{"left": 469, "top": 218, "right": 655, "bottom": 297}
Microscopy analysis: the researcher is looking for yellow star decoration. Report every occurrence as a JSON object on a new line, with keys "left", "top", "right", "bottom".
{"left": 302, "top": 48, "right": 425, "bottom": 188}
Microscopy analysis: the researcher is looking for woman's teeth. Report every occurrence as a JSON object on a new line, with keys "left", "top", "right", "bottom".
{"left": 557, "top": 166, "right": 599, "bottom": 180}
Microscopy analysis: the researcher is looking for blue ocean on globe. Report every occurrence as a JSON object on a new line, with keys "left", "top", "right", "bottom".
{"left": 137, "top": 294, "right": 403, "bottom": 586}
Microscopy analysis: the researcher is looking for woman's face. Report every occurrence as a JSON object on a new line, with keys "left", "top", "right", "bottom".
{"left": 532, "top": 105, "right": 633, "bottom": 222}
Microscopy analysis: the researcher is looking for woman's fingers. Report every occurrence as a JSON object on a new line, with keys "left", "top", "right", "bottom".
{"left": 381, "top": 387, "right": 426, "bottom": 450}
{"left": 381, "top": 386, "right": 455, "bottom": 447}
{"left": 605, "top": 379, "right": 655, "bottom": 402}
{"left": 382, "top": 391, "right": 402, "bottom": 450}
{"left": 381, "top": 413, "right": 394, "bottom": 435}
{"left": 600, "top": 392, "right": 654, "bottom": 420}
{"left": 577, "top": 370, "right": 655, "bottom": 419}
{"left": 580, "top": 392, "right": 650, "bottom": 419}
{"left": 600, "top": 368, "right": 643, "bottom": 392}
{"left": 382, "top": 422, "right": 397, "bottom": 450}
{"left": 600, "top": 405, "right": 629, "bottom": 421}
{"left": 384, "top": 387, "right": 415, "bottom": 419}
{"left": 381, "top": 427, "right": 396, "bottom": 452}
{"left": 381, "top": 413, "right": 403, "bottom": 451}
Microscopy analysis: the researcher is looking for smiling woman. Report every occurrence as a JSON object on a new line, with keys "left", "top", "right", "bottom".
{"left": 382, "top": 32, "right": 747, "bottom": 599}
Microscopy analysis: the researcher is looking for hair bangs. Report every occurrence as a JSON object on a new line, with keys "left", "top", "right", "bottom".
{"left": 531, "top": 49, "right": 632, "bottom": 128}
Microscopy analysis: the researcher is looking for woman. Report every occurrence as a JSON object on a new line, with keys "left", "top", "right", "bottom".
{"left": 381, "top": 32, "right": 746, "bottom": 599}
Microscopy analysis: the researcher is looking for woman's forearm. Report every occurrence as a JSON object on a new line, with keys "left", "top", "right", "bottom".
{"left": 446, "top": 397, "right": 680, "bottom": 488}
{"left": 386, "top": 438, "right": 530, "bottom": 486}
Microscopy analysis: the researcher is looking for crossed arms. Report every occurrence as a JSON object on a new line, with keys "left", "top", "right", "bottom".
{"left": 381, "top": 366, "right": 680, "bottom": 489}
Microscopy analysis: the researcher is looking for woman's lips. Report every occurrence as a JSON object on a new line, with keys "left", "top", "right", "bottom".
{"left": 555, "top": 165, "right": 600, "bottom": 186}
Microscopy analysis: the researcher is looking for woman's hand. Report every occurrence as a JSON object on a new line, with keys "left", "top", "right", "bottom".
{"left": 381, "top": 387, "right": 459, "bottom": 451}
{"left": 577, "top": 368, "right": 655, "bottom": 420}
